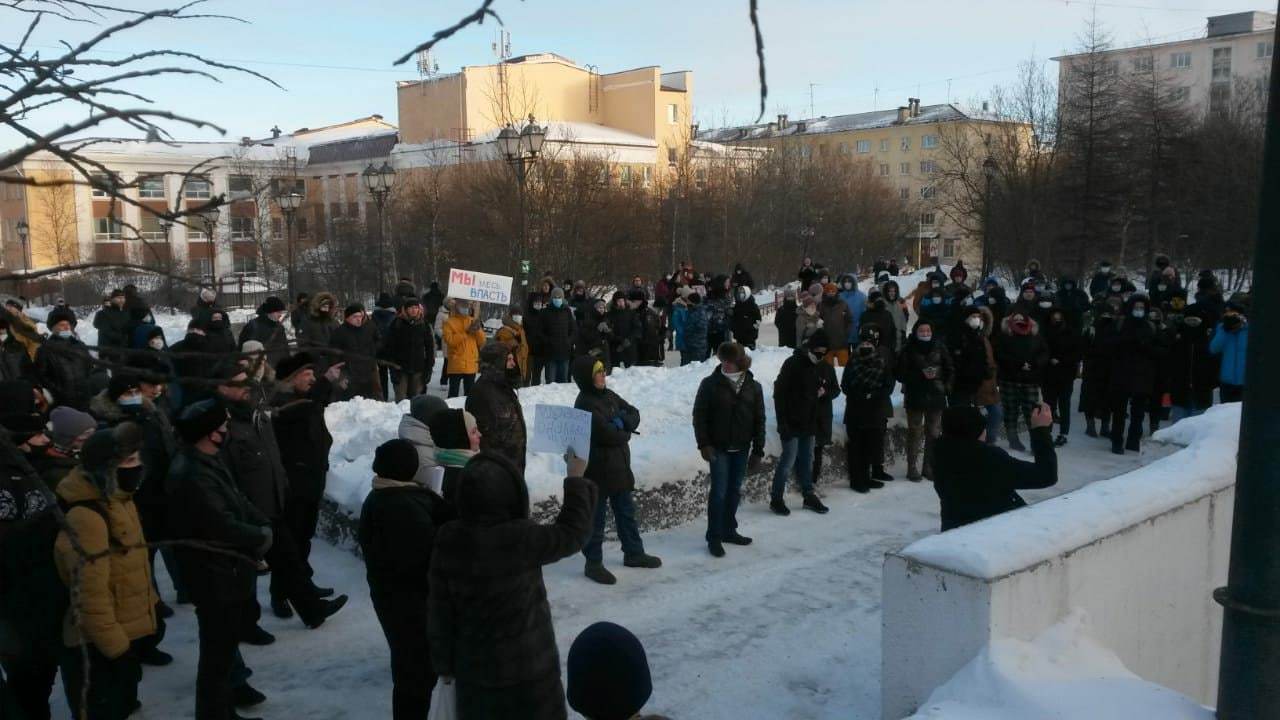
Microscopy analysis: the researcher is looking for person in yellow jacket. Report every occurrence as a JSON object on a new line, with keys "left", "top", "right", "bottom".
{"left": 53, "top": 422, "right": 159, "bottom": 720}
{"left": 442, "top": 300, "right": 487, "bottom": 398}
{"left": 495, "top": 304, "right": 530, "bottom": 386}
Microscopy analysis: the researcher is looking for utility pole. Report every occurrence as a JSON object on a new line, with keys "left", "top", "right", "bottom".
{"left": 808, "top": 83, "right": 819, "bottom": 118}
{"left": 1214, "top": 6, "right": 1280, "bottom": 717}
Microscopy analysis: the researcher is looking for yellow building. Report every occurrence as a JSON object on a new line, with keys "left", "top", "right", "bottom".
{"left": 396, "top": 52, "right": 693, "bottom": 184}
{"left": 699, "top": 100, "right": 1025, "bottom": 267}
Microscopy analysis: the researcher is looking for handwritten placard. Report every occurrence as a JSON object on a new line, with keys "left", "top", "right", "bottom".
{"left": 447, "top": 267, "right": 514, "bottom": 305}
{"left": 529, "top": 404, "right": 592, "bottom": 461}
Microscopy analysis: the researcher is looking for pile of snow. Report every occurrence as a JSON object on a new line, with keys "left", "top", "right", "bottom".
{"left": 323, "top": 348, "right": 906, "bottom": 517}
{"left": 901, "top": 402, "right": 1240, "bottom": 579}
{"left": 907, "top": 610, "right": 1213, "bottom": 719}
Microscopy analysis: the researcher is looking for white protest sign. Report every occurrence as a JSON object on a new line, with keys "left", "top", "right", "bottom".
{"left": 447, "top": 267, "right": 514, "bottom": 306}
{"left": 529, "top": 404, "right": 593, "bottom": 461}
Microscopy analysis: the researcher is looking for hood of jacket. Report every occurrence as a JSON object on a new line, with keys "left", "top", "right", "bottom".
{"left": 454, "top": 450, "right": 530, "bottom": 525}
{"left": 478, "top": 341, "right": 513, "bottom": 379}
{"left": 881, "top": 280, "right": 902, "bottom": 299}
{"left": 1001, "top": 314, "right": 1040, "bottom": 336}
{"left": 90, "top": 390, "right": 158, "bottom": 423}
{"left": 571, "top": 355, "right": 606, "bottom": 394}
{"left": 309, "top": 292, "right": 338, "bottom": 319}
{"left": 56, "top": 464, "right": 130, "bottom": 505}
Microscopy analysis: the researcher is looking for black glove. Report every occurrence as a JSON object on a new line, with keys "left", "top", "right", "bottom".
{"left": 747, "top": 452, "right": 764, "bottom": 474}
{"left": 700, "top": 446, "right": 715, "bottom": 462}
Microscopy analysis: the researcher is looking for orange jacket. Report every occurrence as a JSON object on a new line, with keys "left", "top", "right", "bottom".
{"left": 442, "top": 312, "right": 487, "bottom": 376}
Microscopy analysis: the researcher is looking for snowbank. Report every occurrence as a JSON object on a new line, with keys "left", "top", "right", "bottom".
{"left": 906, "top": 610, "right": 1213, "bottom": 720}
{"left": 900, "top": 402, "right": 1240, "bottom": 579}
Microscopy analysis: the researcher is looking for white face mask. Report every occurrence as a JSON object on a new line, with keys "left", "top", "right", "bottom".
{"left": 1132, "top": 309, "right": 1146, "bottom": 319}
{"left": 148, "top": 337, "right": 165, "bottom": 350}
{"left": 1038, "top": 301, "right": 1052, "bottom": 309}
{"left": 458, "top": 307, "right": 471, "bottom": 316}
{"left": 0, "top": 331, "right": 8, "bottom": 342}
{"left": 966, "top": 316, "right": 983, "bottom": 330}
{"left": 512, "top": 314, "right": 523, "bottom": 325}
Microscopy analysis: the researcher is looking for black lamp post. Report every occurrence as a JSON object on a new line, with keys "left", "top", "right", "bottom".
{"left": 363, "top": 161, "right": 396, "bottom": 293}
{"left": 497, "top": 115, "right": 547, "bottom": 278}
{"left": 159, "top": 218, "right": 174, "bottom": 308}
{"left": 273, "top": 190, "right": 304, "bottom": 300}
{"left": 198, "top": 206, "right": 220, "bottom": 286}
{"left": 15, "top": 220, "right": 29, "bottom": 272}
{"left": 982, "top": 156, "right": 996, "bottom": 279}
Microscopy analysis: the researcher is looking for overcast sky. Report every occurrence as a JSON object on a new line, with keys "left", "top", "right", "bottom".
{"left": 1, "top": 0, "right": 1266, "bottom": 148}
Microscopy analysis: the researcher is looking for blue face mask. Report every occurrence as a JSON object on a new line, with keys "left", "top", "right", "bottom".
{"left": 551, "top": 298, "right": 564, "bottom": 308}
{"left": 56, "top": 330, "right": 74, "bottom": 339}
{"left": 922, "top": 298, "right": 934, "bottom": 306}
{"left": 119, "top": 394, "right": 143, "bottom": 407}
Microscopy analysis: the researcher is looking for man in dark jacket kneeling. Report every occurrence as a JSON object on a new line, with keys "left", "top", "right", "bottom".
{"left": 932, "top": 403, "right": 1058, "bottom": 532}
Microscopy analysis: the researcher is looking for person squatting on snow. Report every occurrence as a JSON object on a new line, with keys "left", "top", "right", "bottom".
{"left": 571, "top": 356, "right": 662, "bottom": 585}
{"left": 771, "top": 330, "right": 833, "bottom": 516}
{"left": 692, "top": 342, "right": 766, "bottom": 558}
{"left": 843, "top": 325, "right": 897, "bottom": 493}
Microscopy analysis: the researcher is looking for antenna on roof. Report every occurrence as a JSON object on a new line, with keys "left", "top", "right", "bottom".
{"left": 492, "top": 29, "right": 511, "bottom": 61}
{"left": 808, "top": 83, "right": 819, "bottom": 119}
{"left": 417, "top": 50, "right": 440, "bottom": 78}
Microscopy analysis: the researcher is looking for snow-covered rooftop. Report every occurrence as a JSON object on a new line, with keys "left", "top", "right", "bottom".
{"left": 698, "top": 103, "right": 1007, "bottom": 143}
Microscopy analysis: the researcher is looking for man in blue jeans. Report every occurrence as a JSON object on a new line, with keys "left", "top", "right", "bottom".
{"left": 771, "top": 330, "right": 832, "bottom": 515}
{"left": 693, "top": 342, "right": 766, "bottom": 557}
{"left": 572, "top": 356, "right": 662, "bottom": 584}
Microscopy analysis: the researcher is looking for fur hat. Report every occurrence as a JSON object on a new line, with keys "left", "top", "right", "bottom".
{"left": 567, "top": 622, "right": 653, "bottom": 720}
{"left": 806, "top": 329, "right": 830, "bottom": 351}
{"left": 372, "top": 439, "right": 419, "bottom": 483}
{"left": 108, "top": 372, "right": 141, "bottom": 400}
{"left": 176, "top": 399, "right": 228, "bottom": 444}
{"left": 81, "top": 422, "right": 143, "bottom": 476}
{"left": 716, "top": 341, "right": 751, "bottom": 370}
{"left": 257, "top": 296, "right": 286, "bottom": 316}
{"left": 275, "top": 352, "right": 317, "bottom": 381}
{"left": 46, "top": 307, "right": 77, "bottom": 329}
{"left": 374, "top": 292, "right": 395, "bottom": 309}
{"left": 343, "top": 303, "right": 365, "bottom": 319}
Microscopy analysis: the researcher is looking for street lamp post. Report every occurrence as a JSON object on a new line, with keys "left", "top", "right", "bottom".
{"left": 15, "top": 220, "right": 29, "bottom": 298}
{"left": 273, "top": 190, "right": 304, "bottom": 301}
{"left": 982, "top": 156, "right": 996, "bottom": 280}
{"left": 497, "top": 115, "right": 547, "bottom": 282}
{"left": 363, "top": 162, "right": 397, "bottom": 294}
{"left": 159, "top": 218, "right": 174, "bottom": 308}
{"left": 198, "top": 206, "right": 220, "bottom": 288}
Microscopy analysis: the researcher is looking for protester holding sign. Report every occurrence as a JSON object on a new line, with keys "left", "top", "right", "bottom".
{"left": 442, "top": 300, "right": 486, "bottom": 398}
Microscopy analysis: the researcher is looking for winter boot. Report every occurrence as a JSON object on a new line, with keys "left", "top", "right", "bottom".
{"left": 850, "top": 480, "right": 871, "bottom": 494}
{"left": 271, "top": 597, "right": 294, "bottom": 620}
{"left": 233, "top": 684, "right": 268, "bottom": 708}
{"left": 1085, "top": 418, "right": 1098, "bottom": 437}
{"left": 770, "top": 497, "right": 791, "bottom": 516}
{"left": 308, "top": 583, "right": 335, "bottom": 599}
{"left": 584, "top": 562, "right": 617, "bottom": 585}
{"left": 708, "top": 541, "right": 726, "bottom": 558}
{"left": 302, "top": 595, "right": 349, "bottom": 630}
{"left": 724, "top": 532, "right": 753, "bottom": 546}
{"left": 868, "top": 479, "right": 885, "bottom": 489}
{"left": 802, "top": 493, "right": 830, "bottom": 514}
{"left": 871, "top": 467, "right": 894, "bottom": 482}
{"left": 241, "top": 625, "right": 276, "bottom": 646}
{"left": 1100, "top": 420, "right": 1112, "bottom": 436}
{"left": 136, "top": 646, "right": 173, "bottom": 667}
{"left": 624, "top": 553, "right": 662, "bottom": 569}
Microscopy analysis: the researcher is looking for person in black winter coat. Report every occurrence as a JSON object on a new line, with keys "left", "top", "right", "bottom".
{"left": 1054, "top": 277, "right": 1092, "bottom": 329}
{"left": 706, "top": 275, "right": 734, "bottom": 350}
{"left": 607, "top": 292, "right": 640, "bottom": 369}
{"left": 771, "top": 330, "right": 833, "bottom": 515}
{"left": 811, "top": 342, "right": 840, "bottom": 485}
{"left": 897, "top": 320, "right": 954, "bottom": 480}
{"left": 0, "top": 318, "right": 33, "bottom": 382}
{"left": 428, "top": 451, "right": 598, "bottom": 720}
{"left": 843, "top": 325, "right": 896, "bottom": 492}
{"left": 36, "top": 308, "right": 94, "bottom": 411}
{"left": 1166, "top": 304, "right": 1219, "bottom": 422}
{"left": 540, "top": 289, "right": 577, "bottom": 384}
{"left": 731, "top": 286, "right": 762, "bottom": 350}
{"left": 948, "top": 307, "right": 993, "bottom": 407}
{"left": 238, "top": 297, "right": 290, "bottom": 367}
{"left": 731, "top": 263, "right": 755, "bottom": 290}
{"left": 359, "top": 439, "right": 455, "bottom": 720}
{"left": 384, "top": 298, "right": 435, "bottom": 401}
{"left": 572, "top": 356, "right": 661, "bottom": 584}
{"left": 1105, "top": 294, "right": 1166, "bottom": 454}
{"left": 858, "top": 290, "right": 897, "bottom": 358}
{"left": 466, "top": 342, "right": 528, "bottom": 472}
{"left": 932, "top": 405, "right": 1058, "bottom": 531}
{"left": 371, "top": 293, "right": 398, "bottom": 400}
{"left": 93, "top": 290, "right": 131, "bottom": 357}
{"left": 692, "top": 342, "right": 765, "bottom": 557}
{"left": 1041, "top": 308, "right": 1084, "bottom": 446}
{"left": 1080, "top": 300, "right": 1117, "bottom": 437}
{"left": 575, "top": 298, "right": 613, "bottom": 371}
{"left": 270, "top": 354, "right": 341, "bottom": 605}
{"left": 422, "top": 282, "right": 445, "bottom": 323}
{"left": 329, "top": 304, "right": 382, "bottom": 400}
{"left": 774, "top": 289, "right": 798, "bottom": 349}
{"left": 168, "top": 400, "right": 272, "bottom": 720}
{"left": 1089, "top": 260, "right": 1114, "bottom": 298}
{"left": 995, "top": 311, "right": 1050, "bottom": 452}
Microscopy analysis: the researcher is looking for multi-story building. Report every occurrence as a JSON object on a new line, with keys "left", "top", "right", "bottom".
{"left": 0, "top": 116, "right": 396, "bottom": 278}
{"left": 1052, "top": 11, "right": 1275, "bottom": 118}
{"left": 699, "top": 100, "right": 1024, "bottom": 267}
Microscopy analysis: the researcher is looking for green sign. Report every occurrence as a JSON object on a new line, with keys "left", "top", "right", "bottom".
{"left": 520, "top": 260, "right": 531, "bottom": 274}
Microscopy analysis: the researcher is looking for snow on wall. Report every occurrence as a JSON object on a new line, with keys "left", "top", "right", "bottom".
{"left": 906, "top": 610, "right": 1213, "bottom": 720}
{"left": 882, "top": 403, "right": 1240, "bottom": 719}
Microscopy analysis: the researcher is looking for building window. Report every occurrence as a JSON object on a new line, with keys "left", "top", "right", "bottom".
{"left": 90, "top": 174, "right": 116, "bottom": 198}
{"left": 879, "top": 163, "right": 890, "bottom": 176}
{"left": 667, "top": 147, "right": 678, "bottom": 164}
{"left": 187, "top": 225, "right": 207, "bottom": 240}
{"left": 899, "top": 187, "right": 910, "bottom": 200}
{"left": 138, "top": 176, "right": 165, "bottom": 199}
{"left": 695, "top": 168, "right": 708, "bottom": 188}
{"left": 879, "top": 139, "right": 889, "bottom": 152}
{"left": 920, "top": 186, "right": 936, "bottom": 199}
{"left": 838, "top": 142, "right": 849, "bottom": 155}
{"left": 856, "top": 140, "right": 871, "bottom": 154}
{"left": 296, "top": 217, "right": 309, "bottom": 238}
{"left": 94, "top": 217, "right": 124, "bottom": 241}
{"left": 229, "top": 217, "right": 254, "bottom": 240}
{"left": 1212, "top": 47, "right": 1232, "bottom": 81}
{"left": 620, "top": 166, "right": 632, "bottom": 185}
{"left": 899, "top": 162, "right": 910, "bottom": 175}
{"left": 642, "top": 166, "right": 652, "bottom": 187}
{"left": 943, "top": 237, "right": 957, "bottom": 257}
{"left": 229, "top": 175, "right": 253, "bottom": 195}
{"left": 921, "top": 212, "right": 936, "bottom": 227}
{"left": 667, "top": 104, "right": 678, "bottom": 124}
{"left": 271, "top": 217, "right": 283, "bottom": 238}
{"left": 183, "top": 177, "right": 212, "bottom": 199}
{"left": 1132, "top": 55, "right": 1154, "bottom": 73}
{"left": 139, "top": 214, "right": 166, "bottom": 241}
{"left": 233, "top": 255, "right": 258, "bottom": 274}
{"left": 329, "top": 202, "right": 342, "bottom": 219}
{"left": 1171, "top": 51, "right": 1192, "bottom": 69}
{"left": 920, "top": 160, "right": 937, "bottom": 174}
{"left": 922, "top": 134, "right": 938, "bottom": 149}
{"left": 1260, "top": 41, "right": 1275, "bottom": 59}
{"left": 818, "top": 143, "right": 829, "bottom": 157}
{"left": 900, "top": 137, "right": 911, "bottom": 151}
{"left": 347, "top": 201, "right": 359, "bottom": 218}
{"left": 1210, "top": 82, "right": 1232, "bottom": 113}
{"left": 1168, "top": 86, "right": 1190, "bottom": 103}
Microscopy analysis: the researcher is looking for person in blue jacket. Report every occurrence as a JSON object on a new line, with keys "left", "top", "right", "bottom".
{"left": 837, "top": 273, "right": 866, "bottom": 351}
{"left": 1208, "top": 298, "right": 1248, "bottom": 403}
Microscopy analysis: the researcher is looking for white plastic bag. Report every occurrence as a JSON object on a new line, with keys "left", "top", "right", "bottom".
{"left": 428, "top": 680, "right": 457, "bottom": 720}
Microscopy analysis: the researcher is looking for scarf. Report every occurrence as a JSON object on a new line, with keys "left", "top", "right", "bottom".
{"left": 436, "top": 447, "right": 478, "bottom": 468}
{"left": 372, "top": 476, "right": 420, "bottom": 490}
{"left": 722, "top": 370, "right": 746, "bottom": 394}
{"left": 849, "top": 354, "right": 886, "bottom": 395}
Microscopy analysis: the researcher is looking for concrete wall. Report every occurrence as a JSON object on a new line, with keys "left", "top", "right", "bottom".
{"left": 881, "top": 470, "right": 1234, "bottom": 719}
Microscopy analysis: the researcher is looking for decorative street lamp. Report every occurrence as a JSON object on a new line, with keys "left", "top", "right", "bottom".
{"left": 363, "top": 161, "right": 397, "bottom": 293}
{"left": 15, "top": 220, "right": 29, "bottom": 272}
{"left": 273, "top": 190, "right": 304, "bottom": 300}
{"left": 982, "top": 156, "right": 997, "bottom": 279}
{"left": 197, "top": 206, "right": 220, "bottom": 285}
{"left": 159, "top": 218, "right": 174, "bottom": 307}
{"left": 498, "top": 115, "right": 546, "bottom": 284}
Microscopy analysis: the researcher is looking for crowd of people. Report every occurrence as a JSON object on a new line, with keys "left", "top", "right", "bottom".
{"left": 0, "top": 251, "right": 1250, "bottom": 720}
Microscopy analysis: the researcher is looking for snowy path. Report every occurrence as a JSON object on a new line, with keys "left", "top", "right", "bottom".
{"left": 68, "top": 400, "right": 1169, "bottom": 720}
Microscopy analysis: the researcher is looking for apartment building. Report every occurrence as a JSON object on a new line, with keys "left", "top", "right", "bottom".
{"left": 1053, "top": 11, "right": 1275, "bottom": 118}
{"left": 699, "top": 100, "right": 1024, "bottom": 268}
